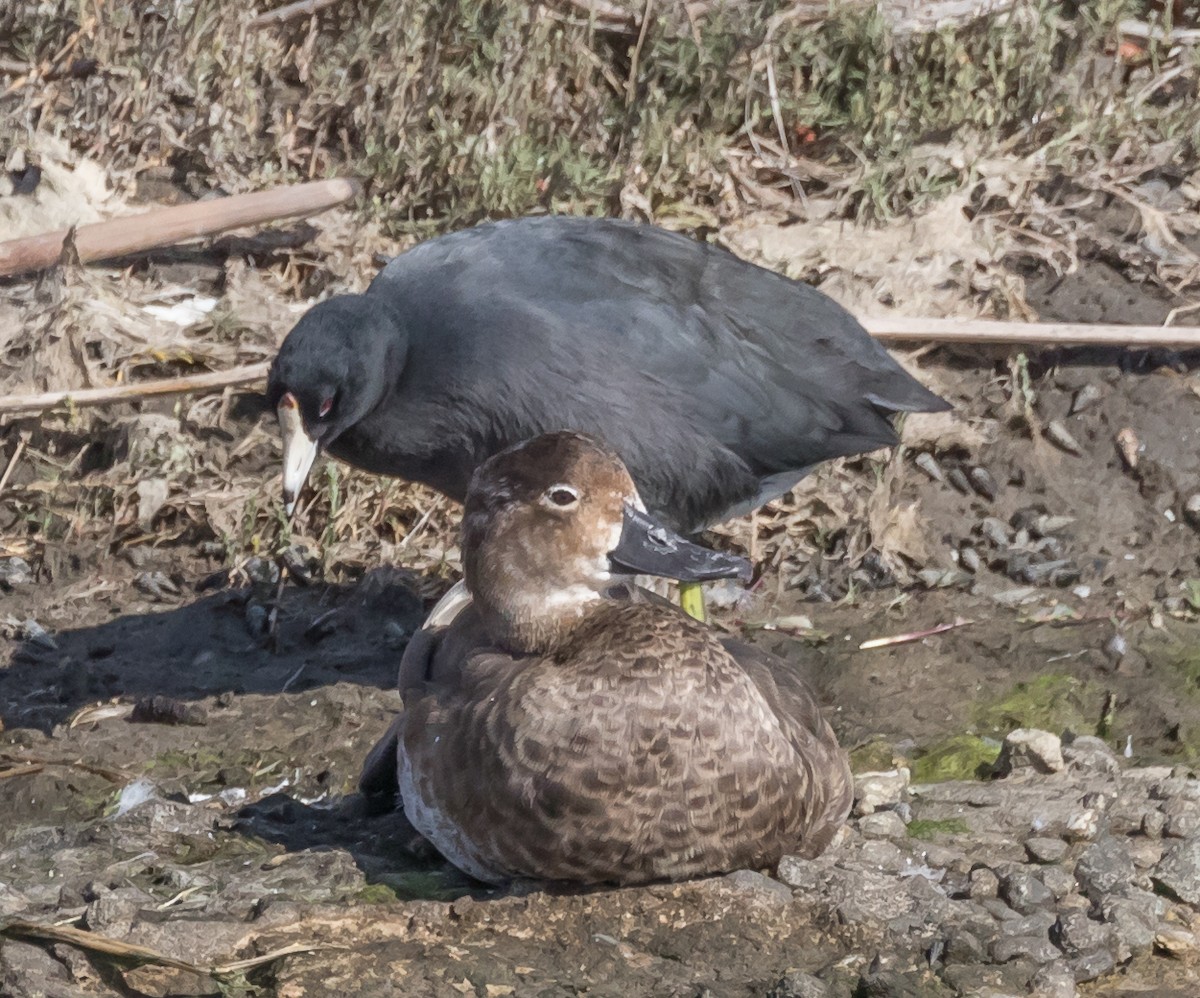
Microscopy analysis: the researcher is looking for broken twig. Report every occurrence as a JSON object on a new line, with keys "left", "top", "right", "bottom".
{"left": 859, "top": 617, "right": 975, "bottom": 651}
{"left": 0, "top": 178, "right": 359, "bottom": 278}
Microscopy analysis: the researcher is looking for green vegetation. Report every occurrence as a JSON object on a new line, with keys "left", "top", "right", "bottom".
{"left": 907, "top": 817, "right": 971, "bottom": 839}
{"left": 973, "top": 673, "right": 1100, "bottom": 737}
{"left": 911, "top": 734, "right": 1001, "bottom": 782}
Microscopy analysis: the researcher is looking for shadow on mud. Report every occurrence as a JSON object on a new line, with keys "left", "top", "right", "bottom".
{"left": 1, "top": 567, "right": 429, "bottom": 733}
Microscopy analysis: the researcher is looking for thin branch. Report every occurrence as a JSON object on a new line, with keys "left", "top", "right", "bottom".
{"left": 249, "top": 0, "right": 344, "bottom": 29}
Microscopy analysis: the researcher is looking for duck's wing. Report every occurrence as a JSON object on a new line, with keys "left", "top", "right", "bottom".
{"left": 358, "top": 581, "right": 485, "bottom": 802}
{"left": 719, "top": 636, "right": 853, "bottom": 858}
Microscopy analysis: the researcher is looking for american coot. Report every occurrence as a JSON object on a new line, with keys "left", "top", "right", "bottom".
{"left": 267, "top": 215, "right": 949, "bottom": 536}
{"left": 368, "top": 431, "right": 851, "bottom": 885}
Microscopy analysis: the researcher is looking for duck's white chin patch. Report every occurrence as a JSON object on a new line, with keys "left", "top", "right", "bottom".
{"left": 540, "top": 582, "right": 606, "bottom": 612}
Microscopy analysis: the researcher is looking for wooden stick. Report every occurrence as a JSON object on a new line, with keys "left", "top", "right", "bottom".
{"left": 3, "top": 317, "right": 1199, "bottom": 419}
{"left": 249, "top": 0, "right": 343, "bottom": 28}
{"left": 0, "top": 178, "right": 360, "bottom": 279}
{"left": 864, "top": 316, "right": 1200, "bottom": 349}
{"left": 0, "top": 363, "right": 269, "bottom": 417}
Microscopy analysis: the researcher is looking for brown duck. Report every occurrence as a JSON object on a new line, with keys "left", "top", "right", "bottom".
{"left": 362, "top": 431, "right": 852, "bottom": 885}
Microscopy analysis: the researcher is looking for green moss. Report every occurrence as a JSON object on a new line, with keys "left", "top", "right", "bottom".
{"left": 354, "top": 883, "right": 401, "bottom": 905}
{"left": 373, "top": 869, "right": 474, "bottom": 902}
{"left": 907, "top": 818, "right": 971, "bottom": 840}
{"left": 849, "top": 738, "right": 902, "bottom": 774}
{"left": 911, "top": 735, "right": 1000, "bottom": 783}
{"left": 973, "top": 674, "right": 1099, "bottom": 737}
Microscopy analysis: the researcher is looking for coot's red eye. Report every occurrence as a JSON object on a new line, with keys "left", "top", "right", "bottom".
{"left": 319, "top": 397, "right": 334, "bottom": 418}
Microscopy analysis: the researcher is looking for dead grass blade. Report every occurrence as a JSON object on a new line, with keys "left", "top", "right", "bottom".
{"left": 859, "top": 617, "right": 975, "bottom": 650}
{"left": 0, "top": 920, "right": 203, "bottom": 971}
{"left": 0, "top": 919, "right": 338, "bottom": 977}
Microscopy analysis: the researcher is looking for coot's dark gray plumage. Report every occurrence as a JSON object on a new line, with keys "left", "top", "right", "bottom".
{"left": 370, "top": 432, "right": 851, "bottom": 885}
{"left": 267, "top": 215, "right": 949, "bottom": 532}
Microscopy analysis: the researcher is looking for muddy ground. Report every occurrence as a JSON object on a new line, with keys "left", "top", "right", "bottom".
{"left": 3, "top": 225, "right": 1200, "bottom": 997}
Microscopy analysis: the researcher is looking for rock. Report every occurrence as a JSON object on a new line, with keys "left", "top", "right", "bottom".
{"left": 994, "top": 729, "right": 1064, "bottom": 776}
{"left": 1052, "top": 911, "right": 1119, "bottom": 960}
{"left": 1163, "top": 801, "right": 1200, "bottom": 839}
{"left": 969, "top": 866, "right": 1001, "bottom": 900}
{"left": 1154, "top": 924, "right": 1198, "bottom": 957}
{"left": 944, "top": 929, "right": 985, "bottom": 963}
{"left": 1031, "top": 960, "right": 1077, "bottom": 998}
{"left": 1140, "top": 809, "right": 1166, "bottom": 838}
{"left": 991, "top": 933, "right": 1060, "bottom": 964}
{"left": 0, "top": 556, "right": 32, "bottom": 587}
{"left": 1061, "top": 736, "right": 1119, "bottom": 774}
{"left": 1074, "top": 837, "right": 1134, "bottom": 901}
{"left": 1153, "top": 839, "right": 1200, "bottom": 908}
{"left": 1126, "top": 838, "right": 1163, "bottom": 871}
{"left": 1025, "top": 837, "right": 1068, "bottom": 864}
{"left": 859, "top": 810, "right": 908, "bottom": 840}
{"left": 1069, "top": 947, "right": 1115, "bottom": 983}
{"left": 1100, "top": 890, "right": 1163, "bottom": 957}
{"left": 722, "top": 869, "right": 793, "bottom": 905}
{"left": 854, "top": 769, "right": 910, "bottom": 816}
{"left": 855, "top": 968, "right": 954, "bottom": 997}
{"left": 1040, "top": 867, "right": 1078, "bottom": 900}
{"left": 1064, "top": 808, "right": 1100, "bottom": 842}
{"left": 775, "top": 855, "right": 823, "bottom": 891}
{"left": 767, "top": 970, "right": 829, "bottom": 998}
{"left": 858, "top": 840, "right": 907, "bottom": 874}
{"left": 999, "top": 870, "right": 1055, "bottom": 914}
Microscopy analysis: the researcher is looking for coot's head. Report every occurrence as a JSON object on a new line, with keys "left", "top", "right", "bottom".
{"left": 266, "top": 295, "right": 404, "bottom": 514}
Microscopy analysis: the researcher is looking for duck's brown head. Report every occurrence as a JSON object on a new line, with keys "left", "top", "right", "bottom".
{"left": 462, "top": 431, "right": 750, "bottom": 652}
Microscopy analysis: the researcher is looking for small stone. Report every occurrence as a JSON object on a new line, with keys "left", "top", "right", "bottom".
{"left": 1041, "top": 867, "right": 1079, "bottom": 900}
{"left": 944, "top": 929, "right": 985, "bottom": 963}
{"left": 1154, "top": 925, "right": 1198, "bottom": 957}
{"left": 1074, "top": 837, "right": 1134, "bottom": 901}
{"left": 244, "top": 603, "right": 269, "bottom": 637}
{"left": 1061, "top": 735, "right": 1120, "bottom": 774}
{"left": 1069, "top": 947, "right": 1115, "bottom": 983}
{"left": 1163, "top": 802, "right": 1200, "bottom": 839}
{"left": 1100, "top": 891, "right": 1163, "bottom": 956}
{"left": 859, "top": 810, "right": 908, "bottom": 840}
{"left": 948, "top": 466, "right": 973, "bottom": 494}
{"left": 1127, "top": 838, "right": 1163, "bottom": 871}
{"left": 1141, "top": 809, "right": 1166, "bottom": 838}
{"left": 1185, "top": 494, "right": 1200, "bottom": 528}
{"left": 766, "top": 970, "right": 828, "bottom": 998}
{"left": 959, "top": 546, "right": 982, "bottom": 573}
{"left": 1153, "top": 839, "right": 1200, "bottom": 908}
{"left": 722, "top": 869, "right": 793, "bottom": 905}
{"left": 994, "top": 729, "right": 1064, "bottom": 776}
{"left": 970, "top": 466, "right": 999, "bottom": 500}
{"left": 858, "top": 840, "right": 906, "bottom": 874}
{"left": 979, "top": 516, "right": 1010, "bottom": 547}
{"left": 1070, "top": 384, "right": 1102, "bottom": 415}
{"left": 991, "top": 933, "right": 1060, "bottom": 964}
{"left": 1025, "top": 837, "right": 1069, "bottom": 864}
{"left": 852, "top": 769, "right": 909, "bottom": 816}
{"left": 999, "top": 870, "right": 1055, "bottom": 914}
{"left": 774, "top": 856, "right": 820, "bottom": 891}
{"left": 1052, "top": 911, "right": 1119, "bottom": 960}
{"left": 0, "top": 556, "right": 32, "bottom": 587}
{"left": 1031, "top": 960, "right": 1077, "bottom": 998}
{"left": 969, "top": 867, "right": 1000, "bottom": 900}
{"left": 1065, "top": 809, "right": 1099, "bottom": 842}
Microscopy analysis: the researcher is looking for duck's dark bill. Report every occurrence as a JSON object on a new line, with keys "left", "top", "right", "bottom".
{"left": 609, "top": 505, "right": 752, "bottom": 583}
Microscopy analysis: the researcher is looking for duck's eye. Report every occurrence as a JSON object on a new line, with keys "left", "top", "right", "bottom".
{"left": 318, "top": 396, "right": 334, "bottom": 418}
{"left": 543, "top": 485, "right": 580, "bottom": 508}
